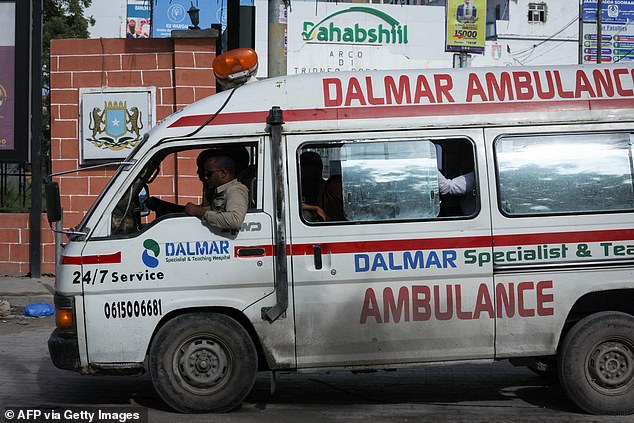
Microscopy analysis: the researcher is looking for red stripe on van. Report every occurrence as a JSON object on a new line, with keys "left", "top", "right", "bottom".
{"left": 167, "top": 111, "right": 269, "bottom": 128}
{"left": 493, "top": 229, "right": 634, "bottom": 246}
{"left": 236, "top": 236, "right": 493, "bottom": 258}
{"left": 237, "top": 229, "right": 634, "bottom": 258}
{"left": 290, "top": 236, "right": 492, "bottom": 255}
{"left": 61, "top": 252, "right": 122, "bottom": 265}
{"left": 167, "top": 98, "right": 632, "bottom": 128}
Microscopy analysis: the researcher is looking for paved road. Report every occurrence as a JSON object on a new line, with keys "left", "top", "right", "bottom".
{"left": 0, "top": 321, "right": 631, "bottom": 423}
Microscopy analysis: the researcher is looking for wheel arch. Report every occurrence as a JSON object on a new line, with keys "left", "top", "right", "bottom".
{"left": 559, "top": 288, "right": 634, "bottom": 350}
{"left": 146, "top": 306, "right": 270, "bottom": 371}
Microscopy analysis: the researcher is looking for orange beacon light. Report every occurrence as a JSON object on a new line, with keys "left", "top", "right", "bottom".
{"left": 212, "top": 48, "right": 258, "bottom": 87}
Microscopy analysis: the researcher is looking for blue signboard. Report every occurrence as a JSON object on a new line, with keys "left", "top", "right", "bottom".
{"left": 583, "top": 0, "right": 634, "bottom": 24}
{"left": 152, "top": 0, "right": 227, "bottom": 38}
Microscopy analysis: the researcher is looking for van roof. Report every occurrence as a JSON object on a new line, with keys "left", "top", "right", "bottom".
{"left": 152, "top": 63, "right": 634, "bottom": 141}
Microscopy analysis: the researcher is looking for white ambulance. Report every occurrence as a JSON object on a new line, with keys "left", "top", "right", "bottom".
{"left": 47, "top": 48, "right": 634, "bottom": 415}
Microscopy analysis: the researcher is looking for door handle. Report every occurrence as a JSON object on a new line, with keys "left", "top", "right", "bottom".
{"left": 313, "top": 245, "right": 323, "bottom": 270}
{"left": 237, "top": 247, "right": 265, "bottom": 257}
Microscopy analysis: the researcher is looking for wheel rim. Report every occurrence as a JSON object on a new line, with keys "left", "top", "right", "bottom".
{"left": 172, "top": 334, "right": 232, "bottom": 395}
{"left": 586, "top": 338, "right": 634, "bottom": 395}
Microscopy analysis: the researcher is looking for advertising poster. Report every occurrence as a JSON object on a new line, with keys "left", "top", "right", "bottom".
{"left": 127, "top": 0, "right": 152, "bottom": 38}
{"left": 151, "top": 0, "right": 226, "bottom": 38}
{"left": 445, "top": 0, "right": 486, "bottom": 54}
{"left": 287, "top": 2, "right": 448, "bottom": 74}
{"left": 0, "top": 2, "right": 15, "bottom": 151}
{"left": 80, "top": 88, "right": 155, "bottom": 163}
{"left": 582, "top": 0, "right": 634, "bottom": 63}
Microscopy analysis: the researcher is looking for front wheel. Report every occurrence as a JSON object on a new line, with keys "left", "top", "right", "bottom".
{"left": 148, "top": 313, "right": 257, "bottom": 413}
{"left": 558, "top": 311, "right": 634, "bottom": 415}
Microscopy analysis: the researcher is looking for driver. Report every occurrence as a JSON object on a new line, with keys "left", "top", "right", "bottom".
{"left": 184, "top": 155, "right": 248, "bottom": 231}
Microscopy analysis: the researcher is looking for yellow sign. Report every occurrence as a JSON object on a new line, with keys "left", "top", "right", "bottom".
{"left": 446, "top": 0, "right": 486, "bottom": 53}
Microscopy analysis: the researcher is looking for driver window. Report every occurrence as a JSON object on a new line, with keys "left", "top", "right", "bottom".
{"left": 111, "top": 143, "right": 258, "bottom": 237}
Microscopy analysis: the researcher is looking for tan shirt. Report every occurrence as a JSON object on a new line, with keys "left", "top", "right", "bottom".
{"left": 201, "top": 179, "right": 248, "bottom": 231}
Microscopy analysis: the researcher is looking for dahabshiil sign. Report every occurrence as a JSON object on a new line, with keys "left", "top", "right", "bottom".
{"left": 301, "top": 7, "right": 408, "bottom": 45}
{"left": 288, "top": 2, "right": 446, "bottom": 74}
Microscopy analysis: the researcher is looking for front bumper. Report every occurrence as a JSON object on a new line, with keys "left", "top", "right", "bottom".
{"left": 48, "top": 328, "right": 80, "bottom": 371}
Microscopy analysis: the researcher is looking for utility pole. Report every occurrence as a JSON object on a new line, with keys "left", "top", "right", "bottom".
{"left": 30, "top": 0, "right": 42, "bottom": 278}
{"left": 268, "top": 0, "right": 287, "bottom": 77}
{"left": 459, "top": 52, "right": 470, "bottom": 68}
{"left": 597, "top": 0, "right": 603, "bottom": 63}
{"left": 227, "top": 0, "right": 240, "bottom": 51}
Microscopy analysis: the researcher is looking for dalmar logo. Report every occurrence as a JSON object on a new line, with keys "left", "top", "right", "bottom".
{"left": 302, "top": 7, "right": 408, "bottom": 45}
{"left": 142, "top": 239, "right": 160, "bottom": 268}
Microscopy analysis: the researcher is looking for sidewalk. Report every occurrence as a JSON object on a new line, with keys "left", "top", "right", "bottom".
{"left": 0, "top": 276, "right": 55, "bottom": 307}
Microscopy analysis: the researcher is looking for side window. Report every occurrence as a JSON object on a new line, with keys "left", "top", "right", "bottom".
{"left": 110, "top": 143, "right": 258, "bottom": 236}
{"left": 495, "top": 133, "right": 634, "bottom": 216}
{"left": 298, "top": 138, "right": 477, "bottom": 224}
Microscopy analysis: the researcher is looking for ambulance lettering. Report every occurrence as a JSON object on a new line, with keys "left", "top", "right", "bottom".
{"left": 359, "top": 280, "right": 554, "bottom": 324}
{"left": 323, "top": 68, "right": 634, "bottom": 108}
{"left": 323, "top": 74, "right": 454, "bottom": 107}
{"left": 466, "top": 69, "right": 634, "bottom": 101}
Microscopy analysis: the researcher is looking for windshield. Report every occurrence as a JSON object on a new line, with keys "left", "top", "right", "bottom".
{"left": 71, "top": 162, "right": 135, "bottom": 239}
{"left": 72, "top": 133, "right": 149, "bottom": 238}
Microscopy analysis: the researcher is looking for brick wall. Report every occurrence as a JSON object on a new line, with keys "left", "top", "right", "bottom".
{"left": 0, "top": 215, "right": 55, "bottom": 276}
{"left": 0, "top": 36, "right": 217, "bottom": 277}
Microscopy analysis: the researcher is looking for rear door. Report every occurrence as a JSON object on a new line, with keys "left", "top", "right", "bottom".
{"left": 486, "top": 123, "right": 634, "bottom": 357}
{"left": 288, "top": 129, "right": 495, "bottom": 369}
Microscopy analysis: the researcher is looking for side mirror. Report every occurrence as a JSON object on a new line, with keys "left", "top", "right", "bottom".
{"left": 45, "top": 181, "right": 62, "bottom": 223}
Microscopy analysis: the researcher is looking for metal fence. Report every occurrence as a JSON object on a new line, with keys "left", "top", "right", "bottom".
{"left": 0, "top": 162, "right": 33, "bottom": 212}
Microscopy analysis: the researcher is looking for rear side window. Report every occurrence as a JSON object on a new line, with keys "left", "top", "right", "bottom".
{"left": 495, "top": 133, "right": 634, "bottom": 216}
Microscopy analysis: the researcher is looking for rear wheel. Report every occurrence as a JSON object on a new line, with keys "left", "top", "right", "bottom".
{"left": 148, "top": 313, "right": 257, "bottom": 413}
{"left": 558, "top": 311, "right": 634, "bottom": 415}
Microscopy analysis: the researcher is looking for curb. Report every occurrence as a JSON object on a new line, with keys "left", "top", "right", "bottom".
{"left": 1, "top": 294, "right": 54, "bottom": 308}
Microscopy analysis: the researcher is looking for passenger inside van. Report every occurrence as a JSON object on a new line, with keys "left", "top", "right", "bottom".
{"left": 321, "top": 175, "right": 344, "bottom": 221}
{"left": 301, "top": 174, "right": 345, "bottom": 223}
{"left": 300, "top": 151, "right": 327, "bottom": 221}
{"left": 438, "top": 170, "right": 476, "bottom": 215}
{"left": 434, "top": 140, "right": 477, "bottom": 216}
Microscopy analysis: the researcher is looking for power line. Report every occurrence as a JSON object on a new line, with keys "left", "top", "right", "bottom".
{"left": 510, "top": 16, "right": 578, "bottom": 57}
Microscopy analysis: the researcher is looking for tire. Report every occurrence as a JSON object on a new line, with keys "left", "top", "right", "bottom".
{"left": 558, "top": 311, "right": 634, "bottom": 415}
{"left": 148, "top": 313, "right": 257, "bottom": 413}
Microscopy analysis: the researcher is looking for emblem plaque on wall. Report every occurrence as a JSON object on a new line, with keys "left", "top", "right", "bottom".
{"left": 80, "top": 87, "right": 155, "bottom": 163}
